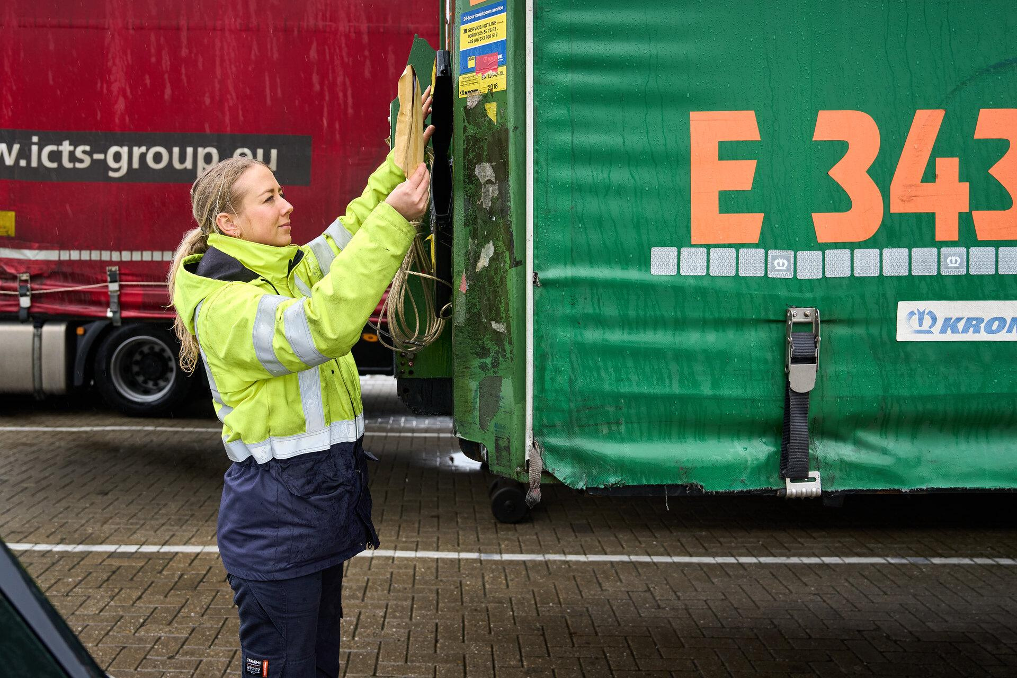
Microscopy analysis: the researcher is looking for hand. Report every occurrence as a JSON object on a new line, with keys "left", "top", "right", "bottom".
{"left": 385, "top": 163, "right": 430, "bottom": 221}
{"left": 422, "top": 85, "right": 436, "bottom": 145}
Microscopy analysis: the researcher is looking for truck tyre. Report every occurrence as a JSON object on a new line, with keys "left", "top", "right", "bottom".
{"left": 93, "top": 324, "right": 192, "bottom": 416}
{"left": 489, "top": 477, "right": 529, "bottom": 524}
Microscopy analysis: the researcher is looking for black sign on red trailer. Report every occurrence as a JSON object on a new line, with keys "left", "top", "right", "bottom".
{"left": 0, "top": 130, "right": 312, "bottom": 185}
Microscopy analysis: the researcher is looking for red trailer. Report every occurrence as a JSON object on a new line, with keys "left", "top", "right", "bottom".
{"left": 0, "top": 0, "right": 435, "bottom": 414}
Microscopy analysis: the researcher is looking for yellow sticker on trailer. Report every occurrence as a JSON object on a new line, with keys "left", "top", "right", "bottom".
{"left": 459, "top": 67, "right": 507, "bottom": 98}
{"left": 0, "top": 211, "right": 14, "bottom": 237}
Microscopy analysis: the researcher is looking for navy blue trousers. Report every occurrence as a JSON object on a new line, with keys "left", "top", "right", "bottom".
{"left": 228, "top": 563, "right": 344, "bottom": 678}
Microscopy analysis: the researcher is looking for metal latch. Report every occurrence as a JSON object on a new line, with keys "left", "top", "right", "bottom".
{"left": 17, "top": 273, "right": 31, "bottom": 322}
{"left": 786, "top": 306, "right": 820, "bottom": 393}
{"left": 107, "top": 266, "right": 121, "bottom": 326}
{"left": 785, "top": 471, "right": 822, "bottom": 499}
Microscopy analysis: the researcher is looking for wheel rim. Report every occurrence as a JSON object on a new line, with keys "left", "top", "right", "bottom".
{"left": 109, "top": 335, "right": 177, "bottom": 404}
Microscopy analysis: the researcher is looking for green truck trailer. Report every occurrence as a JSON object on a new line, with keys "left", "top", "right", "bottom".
{"left": 395, "top": 0, "right": 1017, "bottom": 522}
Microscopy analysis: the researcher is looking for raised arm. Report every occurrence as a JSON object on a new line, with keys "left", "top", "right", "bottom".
{"left": 199, "top": 166, "right": 431, "bottom": 384}
{"left": 304, "top": 152, "right": 406, "bottom": 273}
{"left": 306, "top": 87, "right": 435, "bottom": 263}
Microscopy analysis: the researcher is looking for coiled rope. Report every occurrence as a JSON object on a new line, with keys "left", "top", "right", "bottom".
{"left": 371, "top": 64, "right": 451, "bottom": 354}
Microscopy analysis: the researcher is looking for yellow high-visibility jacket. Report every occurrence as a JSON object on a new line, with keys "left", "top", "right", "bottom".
{"left": 172, "top": 154, "right": 413, "bottom": 463}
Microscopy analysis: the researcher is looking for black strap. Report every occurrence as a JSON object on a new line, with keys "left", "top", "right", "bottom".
{"left": 17, "top": 274, "right": 30, "bottom": 322}
{"left": 781, "top": 333, "right": 816, "bottom": 480}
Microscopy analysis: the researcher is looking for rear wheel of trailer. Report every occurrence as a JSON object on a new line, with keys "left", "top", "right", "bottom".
{"left": 92, "top": 324, "right": 192, "bottom": 417}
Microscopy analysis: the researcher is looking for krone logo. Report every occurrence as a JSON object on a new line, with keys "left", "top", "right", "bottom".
{"left": 773, "top": 257, "right": 789, "bottom": 271}
{"left": 906, "top": 308, "right": 937, "bottom": 334}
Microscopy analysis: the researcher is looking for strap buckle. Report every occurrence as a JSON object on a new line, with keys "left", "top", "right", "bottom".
{"left": 785, "top": 471, "right": 822, "bottom": 499}
{"left": 786, "top": 307, "right": 820, "bottom": 393}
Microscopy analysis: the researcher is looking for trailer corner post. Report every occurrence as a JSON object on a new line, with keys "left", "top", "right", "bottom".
{"left": 524, "top": 0, "right": 535, "bottom": 470}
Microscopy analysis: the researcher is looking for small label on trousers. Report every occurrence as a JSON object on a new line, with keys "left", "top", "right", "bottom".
{"left": 245, "top": 657, "right": 268, "bottom": 676}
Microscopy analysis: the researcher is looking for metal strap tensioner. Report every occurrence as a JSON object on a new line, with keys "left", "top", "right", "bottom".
{"left": 107, "top": 266, "right": 121, "bottom": 326}
{"left": 781, "top": 307, "right": 822, "bottom": 499}
{"left": 17, "top": 273, "right": 31, "bottom": 322}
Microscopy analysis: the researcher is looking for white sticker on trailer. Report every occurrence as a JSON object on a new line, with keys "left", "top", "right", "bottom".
{"left": 897, "top": 301, "right": 1017, "bottom": 341}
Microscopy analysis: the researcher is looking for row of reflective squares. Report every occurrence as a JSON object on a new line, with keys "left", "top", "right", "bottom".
{"left": 650, "top": 246, "right": 1017, "bottom": 278}
{"left": 0, "top": 248, "right": 176, "bottom": 262}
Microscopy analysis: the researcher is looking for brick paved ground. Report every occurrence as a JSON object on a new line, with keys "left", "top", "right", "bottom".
{"left": 2, "top": 377, "right": 1017, "bottom": 677}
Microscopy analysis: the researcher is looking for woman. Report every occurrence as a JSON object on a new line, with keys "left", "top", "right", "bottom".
{"left": 168, "top": 94, "right": 433, "bottom": 678}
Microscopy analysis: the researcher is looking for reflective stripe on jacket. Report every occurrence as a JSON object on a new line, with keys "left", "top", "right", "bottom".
{"left": 172, "top": 152, "right": 412, "bottom": 462}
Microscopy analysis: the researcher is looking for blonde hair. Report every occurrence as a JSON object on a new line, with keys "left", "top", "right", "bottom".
{"left": 168, "top": 157, "right": 267, "bottom": 373}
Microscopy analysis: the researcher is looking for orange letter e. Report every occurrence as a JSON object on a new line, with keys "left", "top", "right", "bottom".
{"left": 690, "top": 111, "right": 763, "bottom": 244}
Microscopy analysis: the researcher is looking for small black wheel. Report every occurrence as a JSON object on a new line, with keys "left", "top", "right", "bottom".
{"left": 489, "top": 478, "right": 529, "bottom": 524}
{"left": 93, "top": 324, "right": 193, "bottom": 416}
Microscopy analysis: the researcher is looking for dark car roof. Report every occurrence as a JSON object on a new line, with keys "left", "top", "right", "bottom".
{"left": 0, "top": 540, "right": 107, "bottom": 678}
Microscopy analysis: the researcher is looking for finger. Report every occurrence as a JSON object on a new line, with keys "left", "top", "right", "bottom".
{"left": 412, "top": 170, "right": 431, "bottom": 201}
{"left": 422, "top": 85, "right": 431, "bottom": 98}
{"left": 422, "top": 125, "right": 435, "bottom": 145}
{"left": 404, "top": 163, "right": 424, "bottom": 182}
{"left": 419, "top": 177, "right": 432, "bottom": 207}
{"left": 405, "top": 164, "right": 426, "bottom": 188}
{"left": 412, "top": 177, "right": 428, "bottom": 202}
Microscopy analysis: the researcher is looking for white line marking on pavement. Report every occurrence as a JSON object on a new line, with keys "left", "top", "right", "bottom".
{"left": 7, "top": 543, "right": 1015, "bottom": 566}
{"left": 0, "top": 426, "right": 453, "bottom": 437}
{"left": 8, "top": 543, "right": 220, "bottom": 554}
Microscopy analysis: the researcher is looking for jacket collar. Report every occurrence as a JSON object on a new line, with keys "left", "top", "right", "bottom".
{"left": 207, "top": 233, "right": 300, "bottom": 282}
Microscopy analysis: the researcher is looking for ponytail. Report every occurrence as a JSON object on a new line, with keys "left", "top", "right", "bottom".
{"left": 168, "top": 156, "right": 266, "bottom": 373}
{"left": 168, "top": 228, "right": 210, "bottom": 374}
